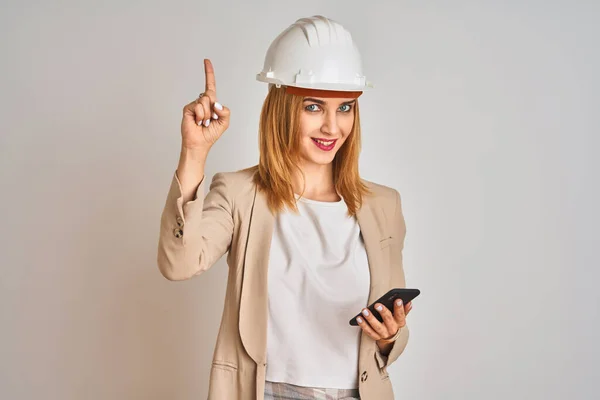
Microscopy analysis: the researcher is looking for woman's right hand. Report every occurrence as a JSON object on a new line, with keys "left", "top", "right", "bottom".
{"left": 181, "top": 59, "right": 231, "bottom": 153}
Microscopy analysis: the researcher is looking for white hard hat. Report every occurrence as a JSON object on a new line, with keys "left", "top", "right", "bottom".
{"left": 257, "top": 15, "right": 373, "bottom": 92}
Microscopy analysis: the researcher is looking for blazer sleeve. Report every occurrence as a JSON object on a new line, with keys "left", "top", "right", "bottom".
{"left": 157, "top": 171, "right": 234, "bottom": 281}
{"left": 375, "top": 189, "right": 410, "bottom": 370}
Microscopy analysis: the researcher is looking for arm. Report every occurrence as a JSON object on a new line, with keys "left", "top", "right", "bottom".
{"left": 158, "top": 58, "right": 234, "bottom": 281}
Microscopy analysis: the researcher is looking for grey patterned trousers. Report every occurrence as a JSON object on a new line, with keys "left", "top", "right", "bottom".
{"left": 264, "top": 381, "right": 360, "bottom": 400}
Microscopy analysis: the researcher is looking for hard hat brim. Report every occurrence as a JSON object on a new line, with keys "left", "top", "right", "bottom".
{"left": 284, "top": 85, "right": 363, "bottom": 99}
{"left": 257, "top": 75, "right": 373, "bottom": 92}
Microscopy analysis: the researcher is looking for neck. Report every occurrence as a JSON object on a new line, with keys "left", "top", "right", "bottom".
{"left": 292, "top": 161, "right": 339, "bottom": 201}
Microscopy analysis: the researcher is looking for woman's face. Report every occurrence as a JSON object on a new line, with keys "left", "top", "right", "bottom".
{"left": 298, "top": 96, "right": 356, "bottom": 166}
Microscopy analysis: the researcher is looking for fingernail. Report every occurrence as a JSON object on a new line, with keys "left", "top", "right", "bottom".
{"left": 197, "top": 120, "right": 203, "bottom": 126}
{"left": 375, "top": 305, "right": 383, "bottom": 311}
{"left": 362, "top": 309, "right": 369, "bottom": 316}
{"left": 396, "top": 300, "right": 402, "bottom": 306}
{"left": 214, "top": 102, "right": 223, "bottom": 110}
{"left": 357, "top": 317, "right": 363, "bottom": 323}
{"left": 204, "top": 119, "right": 210, "bottom": 127}
{"left": 212, "top": 112, "right": 219, "bottom": 120}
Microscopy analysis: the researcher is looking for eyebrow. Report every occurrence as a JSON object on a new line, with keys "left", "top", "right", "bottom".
{"left": 303, "top": 98, "right": 357, "bottom": 106}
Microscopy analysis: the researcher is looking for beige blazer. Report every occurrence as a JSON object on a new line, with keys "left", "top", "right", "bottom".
{"left": 157, "top": 166, "right": 410, "bottom": 400}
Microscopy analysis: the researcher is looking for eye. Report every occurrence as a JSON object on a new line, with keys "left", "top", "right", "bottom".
{"left": 339, "top": 104, "right": 353, "bottom": 113}
{"left": 305, "top": 104, "right": 321, "bottom": 112}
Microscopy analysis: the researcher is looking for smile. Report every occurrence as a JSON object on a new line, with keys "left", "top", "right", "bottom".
{"left": 311, "top": 138, "right": 337, "bottom": 151}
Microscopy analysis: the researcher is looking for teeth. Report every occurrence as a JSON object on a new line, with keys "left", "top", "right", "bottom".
{"left": 314, "top": 139, "right": 334, "bottom": 146}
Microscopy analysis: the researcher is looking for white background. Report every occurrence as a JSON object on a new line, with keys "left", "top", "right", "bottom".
{"left": 1, "top": 1, "right": 598, "bottom": 399}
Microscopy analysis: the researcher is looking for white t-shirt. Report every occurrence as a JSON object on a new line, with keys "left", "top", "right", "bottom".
{"left": 265, "top": 194, "right": 371, "bottom": 389}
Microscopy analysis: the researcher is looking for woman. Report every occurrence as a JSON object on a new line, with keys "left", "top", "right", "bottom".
{"left": 158, "top": 15, "right": 413, "bottom": 400}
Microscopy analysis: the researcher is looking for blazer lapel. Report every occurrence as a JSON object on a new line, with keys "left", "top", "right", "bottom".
{"left": 356, "top": 193, "right": 389, "bottom": 366}
{"left": 356, "top": 194, "right": 387, "bottom": 305}
{"left": 239, "top": 183, "right": 274, "bottom": 366}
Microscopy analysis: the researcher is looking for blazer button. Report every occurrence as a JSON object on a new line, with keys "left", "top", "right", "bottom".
{"left": 173, "top": 228, "right": 183, "bottom": 238}
{"left": 360, "top": 371, "right": 368, "bottom": 382}
{"left": 176, "top": 216, "right": 184, "bottom": 227}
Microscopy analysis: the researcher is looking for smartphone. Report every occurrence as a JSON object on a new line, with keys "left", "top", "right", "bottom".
{"left": 349, "top": 288, "right": 420, "bottom": 326}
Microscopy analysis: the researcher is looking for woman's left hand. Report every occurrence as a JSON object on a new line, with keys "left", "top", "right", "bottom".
{"left": 356, "top": 299, "right": 413, "bottom": 345}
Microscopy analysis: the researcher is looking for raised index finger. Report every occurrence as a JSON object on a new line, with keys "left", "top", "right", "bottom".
{"left": 204, "top": 59, "right": 217, "bottom": 94}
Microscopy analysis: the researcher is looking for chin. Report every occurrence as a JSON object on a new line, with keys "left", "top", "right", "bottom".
{"left": 303, "top": 151, "right": 337, "bottom": 166}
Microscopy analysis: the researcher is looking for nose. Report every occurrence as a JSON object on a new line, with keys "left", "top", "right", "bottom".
{"left": 320, "top": 110, "right": 340, "bottom": 136}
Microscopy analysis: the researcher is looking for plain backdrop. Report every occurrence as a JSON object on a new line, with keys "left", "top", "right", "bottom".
{"left": 1, "top": 1, "right": 598, "bottom": 399}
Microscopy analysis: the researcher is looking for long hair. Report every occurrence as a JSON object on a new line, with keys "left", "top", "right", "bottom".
{"left": 253, "top": 85, "right": 371, "bottom": 216}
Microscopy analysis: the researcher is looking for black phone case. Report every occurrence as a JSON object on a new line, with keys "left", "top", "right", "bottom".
{"left": 349, "top": 288, "right": 420, "bottom": 326}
